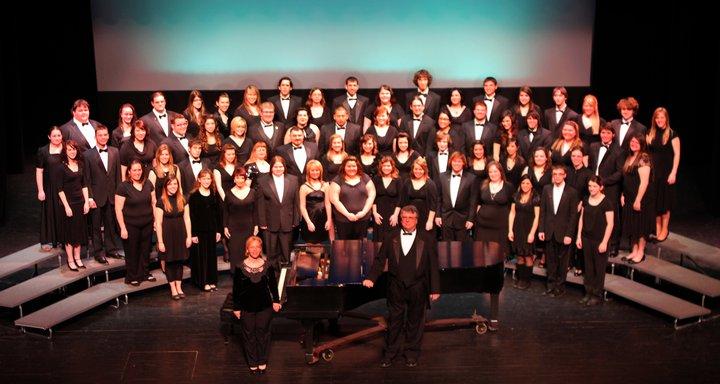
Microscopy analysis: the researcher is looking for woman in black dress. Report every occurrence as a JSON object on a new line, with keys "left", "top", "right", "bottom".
{"left": 320, "top": 134, "right": 348, "bottom": 182}
{"left": 36, "top": 126, "right": 64, "bottom": 251}
{"left": 576, "top": 95, "right": 605, "bottom": 147}
{"left": 525, "top": 147, "right": 552, "bottom": 267}
{"left": 366, "top": 106, "right": 399, "bottom": 155}
{"left": 647, "top": 107, "right": 680, "bottom": 242}
{"left": 232, "top": 236, "right": 282, "bottom": 374}
{"left": 224, "top": 116, "right": 254, "bottom": 166}
{"left": 199, "top": 114, "right": 224, "bottom": 167}
{"left": 473, "top": 161, "right": 514, "bottom": 330}
{"left": 189, "top": 169, "right": 223, "bottom": 292}
{"left": 148, "top": 144, "right": 181, "bottom": 201}
{"left": 111, "top": 103, "right": 136, "bottom": 148}
{"left": 621, "top": 134, "right": 654, "bottom": 264}
{"left": 439, "top": 88, "right": 473, "bottom": 127}
{"left": 244, "top": 141, "right": 271, "bottom": 188}
{"left": 392, "top": 132, "right": 419, "bottom": 180}
{"left": 399, "top": 157, "right": 438, "bottom": 233}
{"left": 359, "top": 134, "right": 379, "bottom": 178}
{"left": 213, "top": 144, "right": 237, "bottom": 201}
{"left": 283, "top": 108, "right": 319, "bottom": 145}
{"left": 224, "top": 167, "right": 258, "bottom": 268}
{"left": 372, "top": 156, "right": 401, "bottom": 235}
{"left": 508, "top": 175, "right": 540, "bottom": 289}
{"left": 576, "top": 176, "right": 614, "bottom": 306}
{"left": 233, "top": 85, "right": 262, "bottom": 127}
{"left": 306, "top": 88, "right": 333, "bottom": 130}
{"left": 363, "top": 84, "right": 404, "bottom": 131}
{"left": 299, "top": 160, "right": 332, "bottom": 244}
{"left": 120, "top": 120, "right": 156, "bottom": 180}
{"left": 213, "top": 92, "right": 232, "bottom": 137}
{"left": 155, "top": 176, "right": 191, "bottom": 299}
{"left": 501, "top": 138, "right": 526, "bottom": 189}
{"left": 467, "top": 141, "right": 489, "bottom": 184}
{"left": 115, "top": 160, "right": 156, "bottom": 285}
{"left": 54, "top": 140, "right": 89, "bottom": 271}
{"left": 512, "top": 86, "right": 543, "bottom": 132}
{"left": 330, "top": 156, "right": 377, "bottom": 240}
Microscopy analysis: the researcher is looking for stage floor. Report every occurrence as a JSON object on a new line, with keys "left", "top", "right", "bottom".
{"left": 1, "top": 165, "right": 720, "bottom": 383}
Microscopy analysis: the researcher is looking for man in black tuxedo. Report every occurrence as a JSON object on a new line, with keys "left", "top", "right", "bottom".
{"left": 248, "top": 102, "right": 285, "bottom": 155}
{"left": 320, "top": 106, "right": 362, "bottom": 156}
{"left": 588, "top": 125, "right": 624, "bottom": 256}
{"left": 363, "top": 205, "right": 440, "bottom": 368}
{"left": 461, "top": 101, "right": 497, "bottom": 157}
{"left": 140, "top": 91, "right": 180, "bottom": 146}
{"left": 517, "top": 111, "right": 553, "bottom": 161}
{"left": 257, "top": 156, "right": 300, "bottom": 269}
{"left": 399, "top": 96, "right": 435, "bottom": 157}
{"left": 267, "top": 76, "right": 302, "bottom": 127}
{"left": 177, "top": 139, "right": 210, "bottom": 196}
{"left": 609, "top": 97, "right": 647, "bottom": 153}
{"left": 471, "top": 77, "right": 509, "bottom": 126}
{"left": 435, "top": 152, "right": 477, "bottom": 241}
{"left": 405, "top": 69, "right": 441, "bottom": 120}
{"left": 161, "top": 115, "right": 192, "bottom": 163}
{"left": 60, "top": 99, "right": 102, "bottom": 151}
{"left": 83, "top": 125, "right": 121, "bottom": 263}
{"left": 276, "top": 126, "right": 319, "bottom": 178}
{"left": 332, "top": 76, "right": 369, "bottom": 126}
{"left": 538, "top": 165, "right": 580, "bottom": 297}
{"left": 544, "top": 86, "right": 579, "bottom": 138}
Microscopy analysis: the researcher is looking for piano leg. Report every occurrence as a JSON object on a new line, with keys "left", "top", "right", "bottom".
{"left": 301, "top": 320, "right": 320, "bottom": 365}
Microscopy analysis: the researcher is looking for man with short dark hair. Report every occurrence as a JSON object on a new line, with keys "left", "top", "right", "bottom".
{"left": 60, "top": 99, "right": 103, "bottom": 150}
{"left": 275, "top": 126, "right": 319, "bottom": 177}
{"left": 363, "top": 205, "right": 440, "bottom": 368}
{"left": 399, "top": 96, "right": 435, "bottom": 157}
{"left": 249, "top": 102, "right": 285, "bottom": 154}
{"left": 320, "top": 106, "right": 362, "bottom": 155}
{"left": 140, "top": 91, "right": 180, "bottom": 146}
{"left": 471, "top": 77, "right": 509, "bottom": 125}
{"left": 405, "top": 69, "right": 440, "bottom": 120}
{"left": 268, "top": 76, "right": 302, "bottom": 127}
{"left": 332, "top": 76, "right": 369, "bottom": 125}
{"left": 161, "top": 115, "right": 193, "bottom": 163}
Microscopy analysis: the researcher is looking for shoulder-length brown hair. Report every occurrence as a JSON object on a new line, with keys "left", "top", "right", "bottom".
{"left": 219, "top": 143, "right": 237, "bottom": 167}
{"left": 184, "top": 90, "right": 206, "bottom": 126}
{"left": 199, "top": 114, "right": 223, "bottom": 153}
{"left": 161, "top": 175, "right": 186, "bottom": 213}
{"left": 377, "top": 155, "right": 399, "bottom": 179}
{"left": 153, "top": 144, "right": 176, "bottom": 177}
{"left": 191, "top": 169, "right": 216, "bottom": 194}
{"left": 339, "top": 156, "right": 363, "bottom": 179}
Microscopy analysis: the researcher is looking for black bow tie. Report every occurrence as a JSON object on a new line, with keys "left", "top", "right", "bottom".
{"left": 177, "top": 135, "right": 186, "bottom": 140}
{"left": 336, "top": 126, "right": 346, "bottom": 130}
{"left": 348, "top": 97, "right": 357, "bottom": 101}
{"left": 418, "top": 92, "right": 428, "bottom": 97}
{"left": 602, "top": 144, "right": 610, "bottom": 149}
{"left": 622, "top": 120, "right": 631, "bottom": 125}
{"left": 281, "top": 97, "right": 290, "bottom": 101}
{"left": 413, "top": 118, "right": 421, "bottom": 121}
{"left": 528, "top": 128, "right": 537, "bottom": 133}
{"left": 81, "top": 122, "right": 89, "bottom": 126}
{"left": 452, "top": 174, "right": 461, "bottom": 178}
{"left": 475, "top": 123, "right": 484, "bottom": 127}
{"left": 262, "top": 123, "right": 273, "bottom": 128}
{"left": 192, "top": 160, "right": 201, "bottom": 164}
{"left": 402, "top": 231, "right": 413, "bottom": 236}
{"left": 293, "top": 146, "right": 303, "bottom": 150}
{"left": 98, "top": 148, "right": 107, "bottom": 153}
{"left": 556, "top": 109, "right": 565, "bottom": 113}
{"left": 438, "top": 151, "right": 448, "bottom": 156}
{"left": 158, "top": 114, "right": 166, "bottom": 119}
{"left": 484, "top": 97, "right": 494, "bottom": 102}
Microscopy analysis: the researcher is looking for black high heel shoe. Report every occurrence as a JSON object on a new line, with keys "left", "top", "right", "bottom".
{"left": 66, "top": 260, "right": 79, "bottom": 272}
{"left": 74, "top": 258, "right": 86, "bottom": 269}
{"left": 628, "top": 254, "right": 646, "bottom": 265}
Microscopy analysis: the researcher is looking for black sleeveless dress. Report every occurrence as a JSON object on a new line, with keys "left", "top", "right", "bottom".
{"left": 301, "top": 183, "right": 329, "bottom": 244}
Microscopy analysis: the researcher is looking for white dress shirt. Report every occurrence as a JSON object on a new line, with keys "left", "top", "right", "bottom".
{"left": 75, "top": 118, "right": 96, "bottom": 149}
{"left": 450, "top": 171, "right": 462, "bottom": 207}
{"left": 262, "top": 121, "right": 275, "bottom": 139}
{"left": 619, "top": 119, "right": 632, "bottom": 146}
{"left": 347, "top": 93, "right": 357, "bottom": 109}
{"left": 96, "top": 145, "right": 108, "bottom": 171}
{"left": 280, "top": 97, "right": 290, "bottom": 119}
{"left": 412, "top": 114, "right": 423, "bottom": 138}
{"left": 292, "top": 145, "right": 307, "bottom": 173}
{"left": 438, "top": 150, "right": 449, "bottom": 174}
{"left": 552, "top": 182, "right": 565, "bottom": 214}
{"left": 484, "top": 96, "right": 495, "bottom": 120}
{"left": 174, "top": 133, "right": 189, "bottom": 154}
{"left": 596, "top": 144, "right": 609, "bottom": 175}
{"left": 190, "top": 157, "right": 202, "bottom": 178}
{"left": 273, "top": 174, "right": 284, "bottom": 203}
{"left": 555, "top": 107, "right": 565, "bottom": 125}
{"left": 401, "top": 228, "right": 417, "bottom": 255}
{"left": 154, "top": 110, "right": 169, "bottom": 137}
{"left": 473, "top": 119, "right": 486, "bottom": 141}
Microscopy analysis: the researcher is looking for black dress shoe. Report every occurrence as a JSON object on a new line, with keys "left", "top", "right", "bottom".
{"left": 586, "top": 297, "right": 602, "bottom": 306}
{"left": 146, "top": 273, "right": 156, "bottom": 282}
{"left": 107, "top": 251, "right": 123, "bottom": 259}
{"left": 579, "top": 295, "right": 591, "bottom": 304}
{"left": 380, "top": 358, "right": 392, "bottom": 368}
{"left": 94, "top": 255, "right": 109, "bottom": 264}
{"left": 542, "top": 288, "right": 554, "bottom": 296}
{"left": 130, "top": 281, "right": 140, "bottom": 287}
{"left": 405, "top": 357, "right": 418, "bottom": 367}
{"left": 609, "top": 249, "right": 619, "bottom": 257}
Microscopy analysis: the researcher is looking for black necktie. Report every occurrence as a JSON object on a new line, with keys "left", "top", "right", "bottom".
{"left": 158, "top": 114, "right": 166, "bottom": 119}
{"left": 402, "top": 231, "right": 413, "bottom": 236}
{"left": 293, "top": 146, "right": 303, "bottom": 150}
{"left": 192, "top": 160, "right": 201, "bottom": 164}
{"left": 82, "top": 122, "right": 89, "bottom": 126}
{"left": 98, "top": 148, "right": 107, "bottom": 153}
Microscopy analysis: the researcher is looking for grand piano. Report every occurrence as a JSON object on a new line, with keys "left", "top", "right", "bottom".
{"left": 221, "top": 240, "right": 503, "bottom": 364}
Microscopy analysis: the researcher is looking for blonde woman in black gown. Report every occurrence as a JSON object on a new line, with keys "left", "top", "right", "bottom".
{"left": 154, "top": 176, "right": 191, "bottom": 299}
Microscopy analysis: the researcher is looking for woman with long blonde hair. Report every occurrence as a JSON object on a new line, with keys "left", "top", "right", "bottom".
{"left": 646, "top": 107, "right": 680, "bottom": 242}
{"left": 154, "top": 175, "right": 191, "bottom": 299}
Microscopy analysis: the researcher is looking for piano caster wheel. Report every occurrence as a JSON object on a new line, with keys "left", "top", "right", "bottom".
{"left": 305, "top": 353, "right": 319, "bottom": 365}
{"left": 321, "top": 349, "right": 334, "bottom": 362}
{"left": 475, "top": 323, "right": 488, "bottom": 335}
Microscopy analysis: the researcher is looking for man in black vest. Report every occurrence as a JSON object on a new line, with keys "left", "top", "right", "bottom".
{"left": 363, "top": 205, "right": 440, "bottom": 368}
{"left": 84, "top": 124, "right": 122, "bottom": 263}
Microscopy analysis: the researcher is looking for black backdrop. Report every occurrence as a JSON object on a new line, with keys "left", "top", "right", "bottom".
{"left": 1, "top": 2, "right": 718, "bottom": 225}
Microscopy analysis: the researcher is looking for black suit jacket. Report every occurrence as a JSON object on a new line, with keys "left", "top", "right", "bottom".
{"left": 275, "top": 142, "right": 319, "bottom": 177}
{"left": 588, "top": 142, "right": 624, "bottom": 198}
{"left": 539, "top": 183, "right": 580, "bottom": 243}
{"left": 83, "top": 146, "right": 121, "bottom": 207}
{"left": 177, "top": 157, "right": 211, "bottom": 196}
{"left": 140, "top": 110, "right": 180, "bottom": 147}
{"left": 257, "top": 174, "right": 300, "bottom": 232}
{"left": 248, "top": 121, "right": 285, "bottom": 155}
{"left": 436, "top": 171, "right": 478, "bottom": 229}
{"left": 60, "top": 119, "right": 102, "bottom": 151}
{"left": 516, "top": 127, "right": 553, "bottom": 160}
{"left": 406, "top": 90, "right": 441, "bottom": 120}
{"left": 367, "top": 230, "right": 440, "bottom": 294}
{"left": 461, "top": 121, "right": 497, "bottom": 156}
{"left": 268, "top": 95, "right": 302, "bottom": 127}
{"left": 544, "top": 107, "right": 579, "bottom": 138}
{"left": 399, "top": 114, "right": 435, "bottom": 157}
{"left": 609, "top": 119, "right": 647, "bottom": 153}
{"left": 319, "top": 122, "right": 362, "bottom": 156}
{"left": 472, "top": 94, "right": 510, "bottom": 126}
{"left": 161, "top": 133, "right": 193, "bottom": 164}
{"left": 425, "top": 151, "right": 450, "bottom": 187}
{"left": 332, "top": 94, "right": 370, "bottom": 126}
